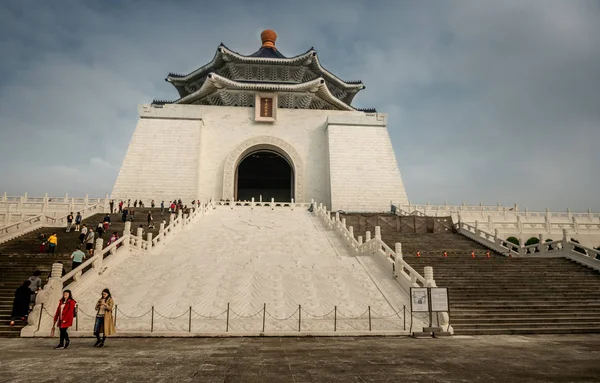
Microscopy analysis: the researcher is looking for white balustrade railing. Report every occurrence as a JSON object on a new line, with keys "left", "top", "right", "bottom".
{"left": 455, "top": 221, "right": 600, "bottom": 271}
{"left": 312, "top": 202, "right": 427, "bottom": 291}
{"left": 218, "top": 197, "right": 311, "bottom": 210}
{"left": 0, "top": 202, "right": 105, "bottom": 245}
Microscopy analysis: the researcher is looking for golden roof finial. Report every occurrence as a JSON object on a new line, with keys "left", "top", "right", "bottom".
{"left": 261, "top": 29, "right": 277, "bottom": 49}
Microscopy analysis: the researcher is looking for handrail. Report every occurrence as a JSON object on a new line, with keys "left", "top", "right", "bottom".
{"left": 61, "top": 235, "right": 128, "bottom": 283}
{"left": 313, "top": 202, "right": 427, "bottom": 289}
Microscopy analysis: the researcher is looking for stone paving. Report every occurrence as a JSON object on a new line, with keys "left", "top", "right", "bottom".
{"left": 0, "top": 335, "right": 599, "bottom": 382}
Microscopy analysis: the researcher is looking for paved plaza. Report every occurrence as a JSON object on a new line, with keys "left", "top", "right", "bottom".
{"left": 0, "top": 335, "right": 599, "bottom": 382}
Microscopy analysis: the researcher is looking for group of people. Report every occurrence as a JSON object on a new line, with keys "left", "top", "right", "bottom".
{"left": 38, "top": 233, "right": 58, "bottom": 253}
{"left": 11, "top": 280, "right": 116, "bottom": 349}
{"left": 51, "top": 289, "right": 115, "bottom": 349}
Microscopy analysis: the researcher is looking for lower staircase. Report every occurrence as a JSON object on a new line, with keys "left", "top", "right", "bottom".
{"left": 0, "top": 254, "right": 71, "bottom": 337}
{"left": 0, "top": 208, "right": 166, "bottom": 337}
{"left": 342, "top": 213, "right": 600, "bottom": 335}
{"left": 407, "top": 256, "right": 600, "bottom": 335}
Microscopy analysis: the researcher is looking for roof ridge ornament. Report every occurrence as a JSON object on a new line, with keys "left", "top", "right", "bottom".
{"left": 261, "top": 29, "right": 277, "bottom": 50}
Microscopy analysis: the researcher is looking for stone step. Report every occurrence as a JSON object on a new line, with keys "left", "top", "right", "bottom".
{"left": 451, "top": 317, "right": 600, "bottom": 324}
{"left": 449, "top": 294, "right": 600, "bottom": 300}
{"left": 454, "top": 326, "right": 600, "bottom": 335}
{"left": 450, "top": 303, "right": 600, "bottom": 310}
{"left": 452, "top": 321, "right": 600, "bottom": 329}
{"left": 452, "top": 310, "right": 600, "bottom": 317}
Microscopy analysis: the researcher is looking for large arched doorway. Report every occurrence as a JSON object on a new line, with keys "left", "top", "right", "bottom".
{"left": 235, "top": 150, "right": 293, "bottom": 202}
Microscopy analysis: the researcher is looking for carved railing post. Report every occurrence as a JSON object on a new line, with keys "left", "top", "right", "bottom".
{"left": 136, "top": 227, "right": 143, "bottom": 249}
{"left": 538, "top": 234, "right": 545, "bottom": 254}
{"left": 424, "top": 266, "right": 436, "bottom": 287}
{"left": 123, "top": 221, "right": 131, "bottom": 236}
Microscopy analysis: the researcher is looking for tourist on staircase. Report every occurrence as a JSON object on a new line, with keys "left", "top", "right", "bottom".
{"left": 70, "top": 246, "right": 86, "bottom": 271}
{"left": 75, "top": 212, "right": 82, "bottom": 232}
{"left": 79, "top": 225, "right": 88, "bottom": 244}
{"left": 66, "top": 212, "right": 74, "bottom": 233}
{"left": 103, "top": 214, "right": 111, "bottom": 231}
{"left": 96, "top": 222, "right": 105, "bottom": 239}
{"left": 122, "top": 207, "right": 128, "bottom": 222}
{"left": 52, "top": 290, "right": 77, "bottom": 349}
{"left": 109, "top": 200, "right": 114, "bottom": 214}
{"left": 28, "top": 270, "right": 43, "bottom": 307}
{"left": 47, "top": 233, "right": 58, "bottom": 254}
{"left": 160, "top": 201, "right": 165, "bottom": 214}
{"left": 147, "top": 211, "right": 154, "bottom": 229}
{"left": 118, "top": 200, "right": 123, "bottom": 214}
{"left": 10, "top": 280, "right": 31, "bottom": 327}
{"left": 93, "top": 288, "right": 116, "bottom": 347}
{"left": 85, "top": 229, "right": 95, "bottom": 256}
{"left": 38, "top": 233, "right": 47, "bottom": 253}
{"left": 108, "top": 232, "right": 119, "bottom": 248}
{"left": 134, "top": 200, "right": 138, "bottom": 208}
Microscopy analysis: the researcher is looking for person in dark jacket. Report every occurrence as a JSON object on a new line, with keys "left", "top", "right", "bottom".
{"left": 10, "top": 280, "right": 32, "bottom": 326}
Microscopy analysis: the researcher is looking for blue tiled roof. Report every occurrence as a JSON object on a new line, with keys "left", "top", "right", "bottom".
{"left": 249, "top": 46, "right": 287, "bottom": 58}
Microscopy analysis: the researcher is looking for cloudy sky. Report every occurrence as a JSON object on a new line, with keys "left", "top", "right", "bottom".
{"left": 0, "top": 0, "right": 598, "bottom": 211}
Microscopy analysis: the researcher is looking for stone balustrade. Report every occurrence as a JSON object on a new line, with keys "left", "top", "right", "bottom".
{"left": 0, "top": 202, "right": 106, "bottom": 245}
{"left": 455, "top": 221, "right": 600, "bottom": 272}
{"left": 218, "top": 197, "right": 311, "bottom": 210}
{"left": 312, "top": 201, "right": 427, "bottom": 290}
{"left": 0, "top": 192, "right": 109, "bottom": 220}
{"left": 392, "top": 202, "right": 600, "bottom": 247}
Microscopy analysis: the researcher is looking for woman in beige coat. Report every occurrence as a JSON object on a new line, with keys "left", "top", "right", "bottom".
{"left": 93, "top": 288, "right": 116, "bottom": 347}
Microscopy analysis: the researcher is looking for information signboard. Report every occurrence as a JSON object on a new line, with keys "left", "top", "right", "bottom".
{"left": 430, "top": 287, "right": 449, "bottom": 312}
{"left": 410, "top": 287, "right": 429, "bottom": 312}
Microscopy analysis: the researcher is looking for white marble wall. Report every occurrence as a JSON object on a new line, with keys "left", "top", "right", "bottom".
{"left": 327, "top": 115, "right": 409, "bottom": 212}
{"left": 111, "top": 104, "right": 410, "bottom": 211}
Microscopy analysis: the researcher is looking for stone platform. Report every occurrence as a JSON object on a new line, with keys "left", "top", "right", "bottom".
{"left": 0, "top": 335, "right": 599, "bottom": 382}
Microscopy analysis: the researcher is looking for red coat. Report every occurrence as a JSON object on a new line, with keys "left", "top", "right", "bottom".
{"left": 53, "top": 298, "right": 77, "bottom": 328}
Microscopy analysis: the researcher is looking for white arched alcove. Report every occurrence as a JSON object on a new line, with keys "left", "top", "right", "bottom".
{"left": 222, "top": 136, "right": 305, "bottom": 202}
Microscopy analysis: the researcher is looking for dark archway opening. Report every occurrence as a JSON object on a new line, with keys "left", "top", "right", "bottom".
{"left": 236, "top": 150, "right": 293, "bottom": 202}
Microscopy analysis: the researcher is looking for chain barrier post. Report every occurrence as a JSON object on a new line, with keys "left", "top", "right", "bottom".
{"left": 76, "top": 310, "right": 78, "bottom": 331}
{"left": 368, "top": 306, "right": 371, "bottom": 331}
{"left": 334, "top": 305, "right": 337, "bottom": 332}
{"left": 37, "top": 303, "right": 44, "bottom": 331}
{"left": 298, "top": 304, "right": 301, "bottom": 332}
{"left": 262, "top": 303, "right": 266, "bottom": 333}
{"left": 226, "top": 303, "right": 230, "bottom": 332}
{"left": 114, "top": 305, "right": 118, "bottom": 327}
{"left": 151, "top": 306, "right": 154, "bottom": 332}
{"left": 189, "top": 307, "right": 192, "bottom": 333}
{"left": 403, "top": 305, "right": 406, "bottom": 331}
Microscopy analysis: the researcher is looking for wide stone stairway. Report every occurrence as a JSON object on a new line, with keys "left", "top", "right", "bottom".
{"left": 0, "top": 208, "right": 165, "bottom": 337}
{"left": 342, "top": 213, "right": 600, "bottom": 335}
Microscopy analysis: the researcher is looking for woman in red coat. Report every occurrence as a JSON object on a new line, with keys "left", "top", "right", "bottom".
{"left": 52, "top": 290, "right": 77, "bottom": 349}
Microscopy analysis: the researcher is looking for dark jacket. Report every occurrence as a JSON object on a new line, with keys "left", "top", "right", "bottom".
{"left": 11, "top": 285, "right": 31, "bottom": 318}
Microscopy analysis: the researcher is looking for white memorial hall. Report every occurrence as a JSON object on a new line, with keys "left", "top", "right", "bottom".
{"left": 111, "top": 30, "right": 408, "bottom": 212}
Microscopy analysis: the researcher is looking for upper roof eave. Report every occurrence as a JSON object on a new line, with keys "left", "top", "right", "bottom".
{"left": 166, "top": 45, "right": 364, "bottom": 91}
{"left": 173, "top": 73, "right": 356, "bottom": 111}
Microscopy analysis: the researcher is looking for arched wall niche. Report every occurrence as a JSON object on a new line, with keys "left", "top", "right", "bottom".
{"left": 222, "top": 136, "right": 304, "bottom": 202}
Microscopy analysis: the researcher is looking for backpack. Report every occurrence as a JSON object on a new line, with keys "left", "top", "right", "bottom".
{"left": 73, "top": 303, "right": 78, "bottom": 318}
